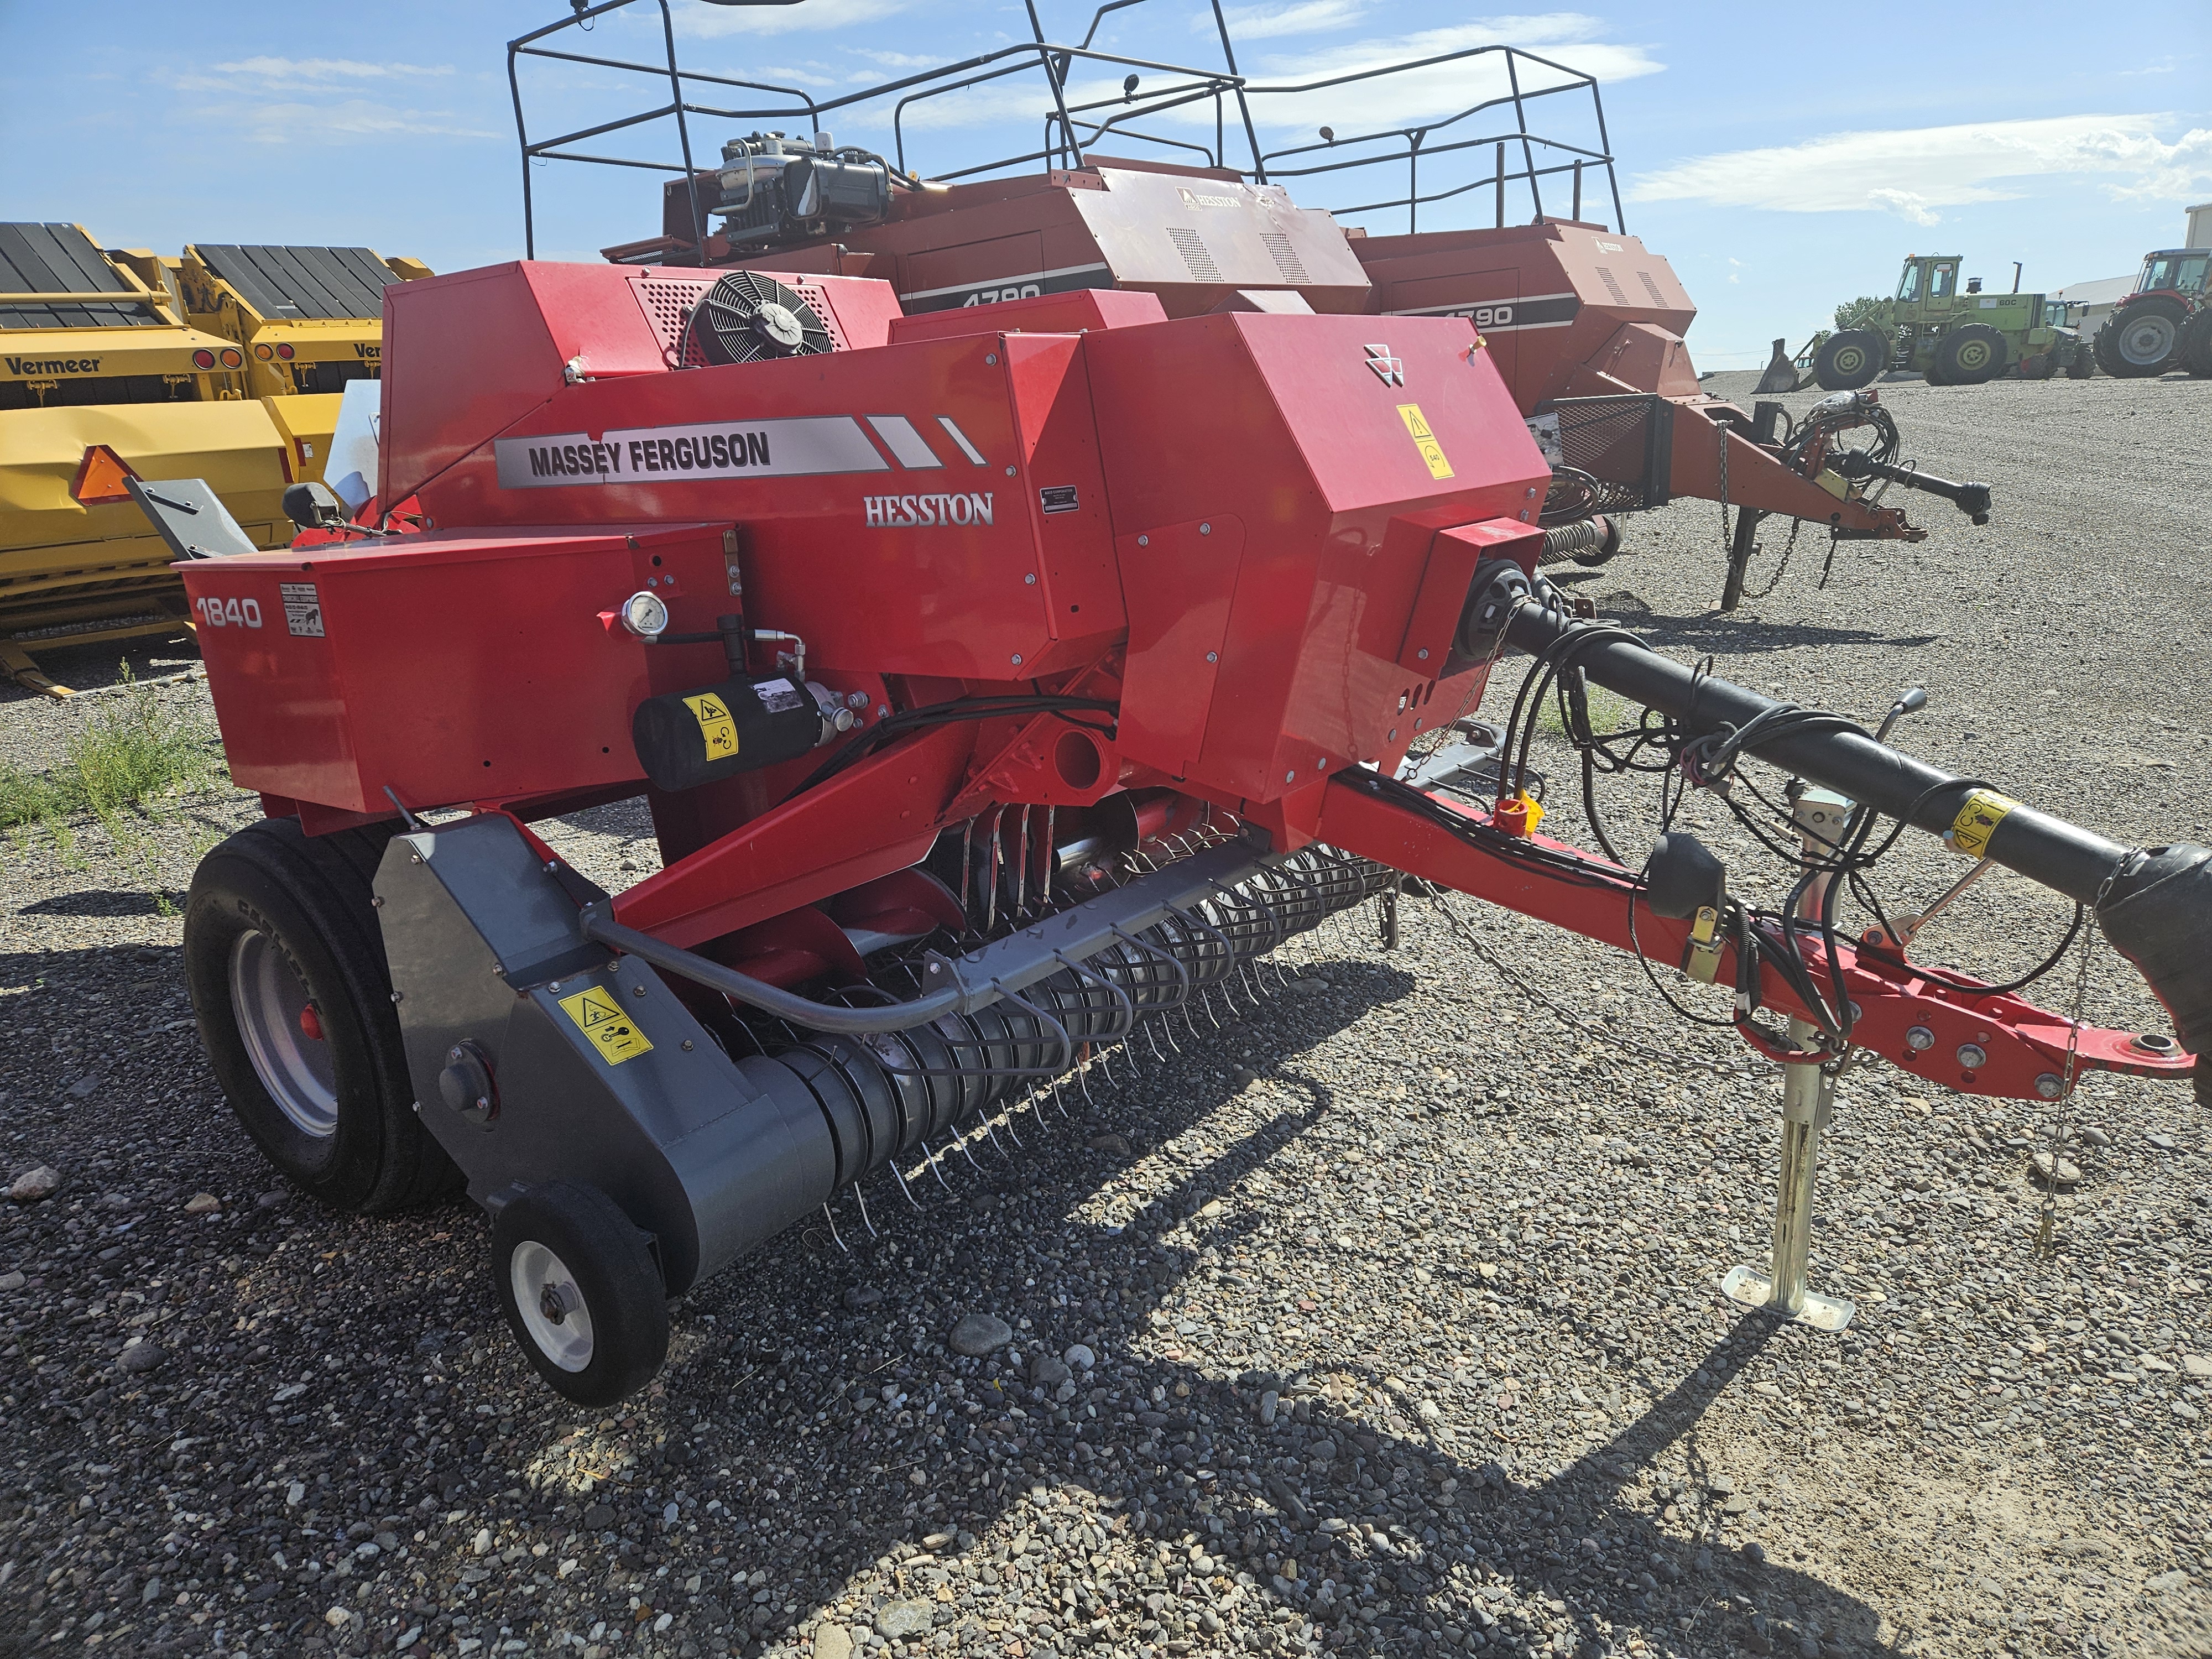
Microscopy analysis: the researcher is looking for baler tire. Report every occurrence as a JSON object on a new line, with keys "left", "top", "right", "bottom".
{"left": 491, "top": 1183, "right": 670, "bottom": 1407}
{"left": 1811, "top": 330, "right": 1885, "bottom": 392}
{"left": 1934, "top": 325, "right": 2006, "bottom": 387}
{"left": 184, "top": 817, "right": 462, "bottom": 1215}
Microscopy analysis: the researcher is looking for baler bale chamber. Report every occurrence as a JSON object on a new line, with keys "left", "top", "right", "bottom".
{"left": 174, "top": 255, "right": 2209, "bottom": 1408}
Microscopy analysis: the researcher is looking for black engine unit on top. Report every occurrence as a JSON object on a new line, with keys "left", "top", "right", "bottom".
{"left": 664, "top": 131, "right": 895, "bottom": 252}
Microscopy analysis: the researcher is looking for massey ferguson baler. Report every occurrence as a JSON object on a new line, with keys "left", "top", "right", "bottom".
{"left": 170, "top": 260, "right": 2207, "bottom": 1407}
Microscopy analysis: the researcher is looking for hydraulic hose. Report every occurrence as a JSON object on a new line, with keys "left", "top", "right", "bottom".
{"left": 1461, "top": 564, "right": 2211, "bottom": 1068}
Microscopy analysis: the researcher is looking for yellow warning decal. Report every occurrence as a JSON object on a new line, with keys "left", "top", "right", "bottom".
{"left": 557, "top": 984, "right": 655, "bottom": 1065}
{"left": 1396, "top": 403, "right": 1454, "bottom": 480}
{"left": 682, "top": 691, "right": 739, "bottom": 761}
{"left": 1947, "top": 788, "right": 2018, "bottom": 859}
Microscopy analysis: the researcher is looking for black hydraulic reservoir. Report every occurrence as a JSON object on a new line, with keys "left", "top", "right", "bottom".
{"left": 632, "top": 672, "right": 847, "bottom": 791}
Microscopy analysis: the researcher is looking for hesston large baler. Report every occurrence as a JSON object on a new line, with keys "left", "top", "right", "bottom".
{"left": 160, "top": 257, "right": 2208, "bottom": 1407}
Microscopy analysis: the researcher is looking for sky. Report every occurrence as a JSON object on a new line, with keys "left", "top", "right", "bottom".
{"left": 3, "top": 0, "right": 2206, "bottom": 367}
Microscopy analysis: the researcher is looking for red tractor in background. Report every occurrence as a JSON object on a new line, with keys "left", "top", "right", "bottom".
{"left": 2093, "top": 246, "right": 2212, "bottom": 378}
{"left": 530, "top": 5, "right": 1991, "bottom": 613}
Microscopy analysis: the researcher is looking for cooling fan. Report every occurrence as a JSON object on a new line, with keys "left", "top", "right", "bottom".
{"left": 692, "top": 271, "right": 832, "bottom": 366}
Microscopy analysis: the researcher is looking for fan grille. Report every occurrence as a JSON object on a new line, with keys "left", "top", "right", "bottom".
{"left": 697, "top": 270, "right": 833, "bottom": 366}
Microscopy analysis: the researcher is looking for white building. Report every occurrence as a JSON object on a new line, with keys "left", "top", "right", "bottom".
{"left": 2045, "top": 273, "right": 2136, "bottom": 342}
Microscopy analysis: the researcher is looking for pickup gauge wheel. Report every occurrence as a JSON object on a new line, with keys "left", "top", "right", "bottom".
{"left": 492, "top": 1183, "right": 670, "bottom": 1407}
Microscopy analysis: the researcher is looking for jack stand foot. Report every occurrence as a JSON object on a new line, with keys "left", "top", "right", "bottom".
{"left": 1719, "top": 1265, "right": 1855, "bottom": 1332}
{"left": 1720, "top": 1015, "right": 1856, "bottom": 1333}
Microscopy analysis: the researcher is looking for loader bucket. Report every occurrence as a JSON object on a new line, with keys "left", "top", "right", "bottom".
{"left": 1753, "top": 336, "right": 1803, "bottom": 394}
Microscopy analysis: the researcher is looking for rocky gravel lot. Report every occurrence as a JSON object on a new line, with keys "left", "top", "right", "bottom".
{"left": 3, "top": 368, "right": 2209, "bottom": 1659}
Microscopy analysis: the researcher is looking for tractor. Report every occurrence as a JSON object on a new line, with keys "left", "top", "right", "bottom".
{"left": 1811, "top": 254, "right": 2086, "bottom": 389}
{"left": 2091, "top": 246, "right": 2211, "bottom": 378}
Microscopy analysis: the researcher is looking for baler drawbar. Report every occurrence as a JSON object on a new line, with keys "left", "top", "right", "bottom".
{"left": 164, "top": 259, "right": 2203, "bottom": 1406}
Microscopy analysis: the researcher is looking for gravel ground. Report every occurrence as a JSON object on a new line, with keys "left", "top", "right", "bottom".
{"left": 3, "top": 368, "right": 2209, "bottom": 1659}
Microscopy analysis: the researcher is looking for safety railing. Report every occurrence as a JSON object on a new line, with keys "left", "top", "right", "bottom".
{"left": 508, "top": 0, "right": 1621, "bottom": 255}
{"left": 1246, "top": 44, "right": 1623, "bottom": 235}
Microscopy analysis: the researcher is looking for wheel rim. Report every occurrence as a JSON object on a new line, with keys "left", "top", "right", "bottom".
{"left": 2119, "top": 315, "right": 2177, "bottom": 366}
{"left": 1955, "top": 339, "right": 1991, "bottom": 372}
{"left": 1829, "top": 343, "right": 1868, "bottom": 376}
{"left": 229, "top": 930, "right": 339, "bottom": 1138}
{"left": 511, "top": 1241, "right": 596, "bottom": 1372}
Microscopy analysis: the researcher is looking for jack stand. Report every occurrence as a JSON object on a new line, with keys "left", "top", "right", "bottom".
{"left": 1723, "top": 780, "right": 1860, "bottom": 1332}
{"left": 1720, "top": 1018, "right": 1856, "bottom": 1332}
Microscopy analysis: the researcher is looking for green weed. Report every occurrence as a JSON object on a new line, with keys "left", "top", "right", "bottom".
{"left": 0, "top": 662, "right": 228, "bottom": 838}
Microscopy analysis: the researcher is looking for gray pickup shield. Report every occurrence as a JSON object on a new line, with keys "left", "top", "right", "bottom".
{"left": 373, "top": 814, "right": 834, "bottom": 1292}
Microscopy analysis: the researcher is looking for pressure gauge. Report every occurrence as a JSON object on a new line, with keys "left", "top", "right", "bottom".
{"left": 620, "top": 590, "right": 670, "bottom": 639}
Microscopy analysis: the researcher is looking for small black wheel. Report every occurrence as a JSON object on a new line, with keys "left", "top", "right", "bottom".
{"left": 2096, "top": 297, "right": 2186, "bottom": 377}
{"left": 1812, "top": 330, "right": 1885, "bottom": 391}
{"left": 1934, "top": 324, "right": 2006, "bottom": 385}
{"left": 184, "top": 817, "right": 460, "bottom": 1213}
{"left": 2182, "top": 309, "right": 2212, "bottom": 378}
{"left": 491, "top": 1183, "right": 670, "bottom": 1407}
{"left": 2018, "top": 352, "right": 2054, "bottom": 380}
{"left": 2065, "top": 346, "right": 2095, "bottom": 379}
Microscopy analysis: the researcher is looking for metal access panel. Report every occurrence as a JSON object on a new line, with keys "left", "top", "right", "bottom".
{"left": 0, "top": 223, "right": 158, "bottom": 331}
{"left": 1550, "top": 392, "right": 1674, "bottom": 513}
{"left": 175, "top": 520, "right": 736, "bottom": 815}
{"left": 189, "top": 245, "right": 405, "bottom": 321}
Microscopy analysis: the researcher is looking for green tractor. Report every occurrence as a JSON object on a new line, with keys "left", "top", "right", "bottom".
{"left": 1812, "top": 254, "right": 2088, "bottom": 390}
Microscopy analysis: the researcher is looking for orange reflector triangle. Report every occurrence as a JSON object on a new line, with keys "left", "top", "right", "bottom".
{"left": 70, "top": 444, "right": 139, "bottom": 506}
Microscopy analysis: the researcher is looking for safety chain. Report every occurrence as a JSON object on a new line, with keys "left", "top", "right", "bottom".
{"left": 1715, "top": 418, "right": 1730, "bottom": 559}
{"left": 1741, "top": 515, "right": 1806, "bottom": 603}
{"left": 2036, "top": 870, "right": 2117, "bottom": 1253}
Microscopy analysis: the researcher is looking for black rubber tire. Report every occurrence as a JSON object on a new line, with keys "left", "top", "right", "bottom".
{"left": 1922, "top": 356, "right": 1952, "bottom": 387}
{"left": 491, "top": 1183, "right": 670, "bottom": 1407}
{"left": 2096, "top": 297, "right": 2187, "bottom": 377}
{"left": 184, "top": 816, "right": 461, "bottom": 1214}
{"left": 2018, "top": 352, "right": 2054, "bottom": 380}
{"left": 1811, "top": 330, "right": 1885, "bottom": 391}
{"left": 2182, "top": 308, "right": 2212, "bottom": 378}
{"left": 1935, "top": 324, "right": 2006, "bottom": 385}
{"left": 2065, "top": 347, "right": 2095, "bottom": 380}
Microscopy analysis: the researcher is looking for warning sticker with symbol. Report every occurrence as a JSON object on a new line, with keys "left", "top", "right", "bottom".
{"left": 1945, "top": 788, "right": 2018, "bottom": 860}
{"left": 682, "top": 691, "right": 739, "bottom": 761}
{"left": 1395, "top": 403, "right": 1455, "bottom": 480}
{"left": 557, "top": 984, "right": 655, "bottom": 1065}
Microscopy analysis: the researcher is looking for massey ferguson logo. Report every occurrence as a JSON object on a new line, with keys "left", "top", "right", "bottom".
{"left": 1363, "top": 343, "right": 1405, "bottom": 387}
{"left": 863, "top": 492, "right": 994, "bottom": 528}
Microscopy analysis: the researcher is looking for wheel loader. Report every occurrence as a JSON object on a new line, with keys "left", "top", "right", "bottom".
{"left": 1808, "top": 254, "right": 2088, "bottom": 390}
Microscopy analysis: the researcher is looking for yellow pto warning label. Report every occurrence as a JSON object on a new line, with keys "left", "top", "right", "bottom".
{"left": 1947, "top": 789, "right": 2018, "bottom": 859}
{"left": 683, "top": 691, "right": 739, "bottom": 760}
{"left": 1396, "top": 403, "right": 1455, "bottom": 480}
{"left": 557, "top": 984, "right": 655, "bottom": 1065}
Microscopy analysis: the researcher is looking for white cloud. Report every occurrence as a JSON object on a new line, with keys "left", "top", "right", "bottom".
{"left": 669, "top": 0, "right": 907, "bottom": 36}
{"left": 1208, "top": 0, "right": 1374, "bottom": 41}
{"left": 220, "top": 100, "right": 501, "bottom": 145}
{"left": 155, "top": 56, "right": 496, "bottom": 144}
{"left": 1630, "top": 114, "right": 2212, "bottom": 225}
{"left": 161, "top": 57, "right": 456, "bottom": 93}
